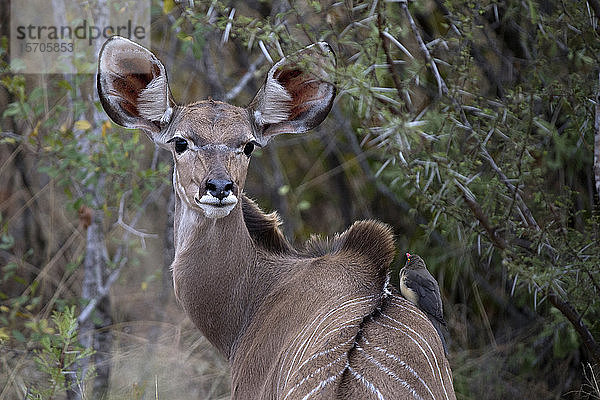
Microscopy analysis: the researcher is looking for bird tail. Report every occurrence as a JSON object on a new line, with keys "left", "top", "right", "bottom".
{"left": 430, "top": 317, "right": 450, "bottom": 358}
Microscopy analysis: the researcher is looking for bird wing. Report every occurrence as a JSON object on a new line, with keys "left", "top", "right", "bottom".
{"left": 404, "top": 270, "right": 446, "bottom": 325}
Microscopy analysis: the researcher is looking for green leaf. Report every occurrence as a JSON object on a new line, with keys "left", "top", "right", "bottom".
{"left": 12, "top": 329, "right": 26, "bottom": 343}
{"left": 2, "top": 102, "right": 21, "bottom": 118}
{"left": 0, "top": 234, "right": 14, "bottom": 250}
{"left": 74, "top": 119, "right": 92, "bottom": 131}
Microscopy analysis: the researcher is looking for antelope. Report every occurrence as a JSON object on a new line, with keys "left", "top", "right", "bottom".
{"left": 97, "top": 36, "right": 456, "bottom": 399}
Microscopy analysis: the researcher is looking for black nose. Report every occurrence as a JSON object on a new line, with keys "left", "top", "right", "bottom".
{"left": 205, "top": 179, "right": 234, "bottom": 200}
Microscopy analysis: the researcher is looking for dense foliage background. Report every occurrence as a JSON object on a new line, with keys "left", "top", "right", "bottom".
{"left": 1, "top": 0, "right": 599, "bottom": 398}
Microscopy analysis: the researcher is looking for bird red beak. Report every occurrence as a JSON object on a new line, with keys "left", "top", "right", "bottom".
{"left": 406, "top": 252, "right": 411, "bottom": 261}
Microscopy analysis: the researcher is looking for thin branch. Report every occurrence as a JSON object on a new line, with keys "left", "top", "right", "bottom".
{"left": 224, "top": 54, "right": 266, "bottom": 101}
{"left": 258, "top": 40, "right": 274, "bottom": 64}
{"left": 116, "top": 191, "right": 159, "bottom": 249}
{"left": 201, "top": 36, "right": 226, "bottom": 99}
{"left": 77, "top": 256, "right": 127, "bottom": 325}
{"left": 480, "top": 146, "right": 540, "bottom": 230}
{"left": 112, "top": 184, "right": 166, "bottom": 265}
{"left": 221, "top": 8, "right": 236, "bottom": 44}
{"left": 382, "top": 31, "right": 414, "bottom": 60}
{"left": 588, "top": 0, "right": 600, "bottom": 21}
{"left": 544, "top": 192, "right": 600, "bottom": 296}
{"left": 377, "top": 7, "right": 413, "bottom": 113}
{"left": 225, "top": 0, "right": 289, "bottom": 102}
{"left": 594, "top": 71, "right": 600, "bottom": 199}
{"left": 1, "top": 131, "right": 21, "bottom": 141}
{"left": 548, "top": 292, "right": 600, "bottom": 363}
{"left": 401, "top": 2, "right": 447, "bottom": 97}
{"left": 457, "top": 180, "right": 508, "bottom": 251}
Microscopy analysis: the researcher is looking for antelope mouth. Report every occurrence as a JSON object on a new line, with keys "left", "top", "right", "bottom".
{"left": 194, "top": 194, "right": 238, "bottom": 218}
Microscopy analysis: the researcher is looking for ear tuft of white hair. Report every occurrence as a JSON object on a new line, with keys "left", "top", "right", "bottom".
{"left": 138, "top": 74, "right": 173, "bottom": 125}
{"left": 252, "top": 62, "right": 293, "bottom": 126}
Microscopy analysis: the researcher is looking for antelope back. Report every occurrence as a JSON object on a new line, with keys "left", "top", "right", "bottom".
{"left": 229, "top": 221, "right": 456, "bottom": 399}
{"left": 97, "top": 36, "right": 336, "bottom": 219}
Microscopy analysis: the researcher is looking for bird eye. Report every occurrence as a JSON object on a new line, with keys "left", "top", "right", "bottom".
{"left": 243, "top": 141, "right": 256, "bottom": 157}
{"left": 174, "top": 138, "right": 188, "bottom": 154}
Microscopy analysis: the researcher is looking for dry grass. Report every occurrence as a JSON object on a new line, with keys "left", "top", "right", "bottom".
{"left": 107, "top": 317, "right": 230, "bottom": 400}
{"left": 1, "top": 312, "right": 231, "bottom": 400}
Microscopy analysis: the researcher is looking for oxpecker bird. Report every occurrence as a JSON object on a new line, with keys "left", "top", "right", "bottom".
{"left": 399, "top": 253, "right": 449, "bottom": 356}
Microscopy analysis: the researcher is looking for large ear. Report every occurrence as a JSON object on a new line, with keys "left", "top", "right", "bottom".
{"left": 248, "top": 42, "right": 336, "bottom": 146}
{"left": 97, "top": 36, "right": 175, "bottom": 142}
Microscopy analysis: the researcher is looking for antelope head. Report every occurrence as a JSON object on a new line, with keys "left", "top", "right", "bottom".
{"left": 97, "top": 36, "right": 336, "bottom": 219}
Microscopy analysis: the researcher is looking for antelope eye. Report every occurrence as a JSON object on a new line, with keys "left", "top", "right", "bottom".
{"left": 174, "top": 138, "right": 188, "bottom": 154}
{"left": 243, "top": 141, "right": 256, "bottom": 157}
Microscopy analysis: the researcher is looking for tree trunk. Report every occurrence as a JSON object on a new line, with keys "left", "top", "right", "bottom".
{"left": 60, "top": 0, "right": 113, "bottom": 396}
{"left": 68, "top": 213, "right": 111, "bottom": 400}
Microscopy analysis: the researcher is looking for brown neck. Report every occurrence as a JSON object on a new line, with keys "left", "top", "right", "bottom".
{"left": 171, "top": 193, "right": 277, "bottom": 359}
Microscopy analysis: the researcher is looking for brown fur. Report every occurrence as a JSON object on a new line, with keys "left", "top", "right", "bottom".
{"left": 242, "top": 194, "right": 292, "bottom": 254}
{"left": 98, "top": 36, "right": 456, "bottom": 400}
